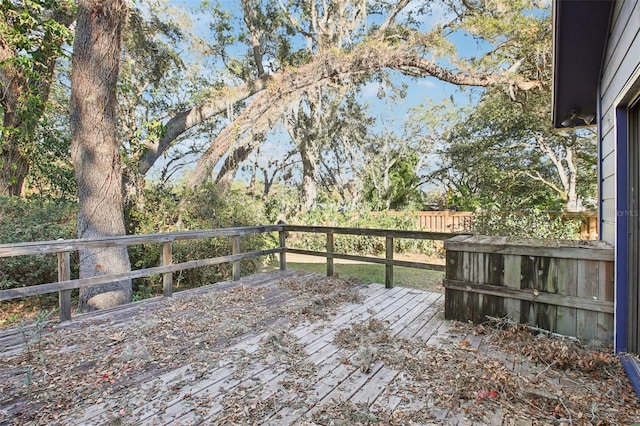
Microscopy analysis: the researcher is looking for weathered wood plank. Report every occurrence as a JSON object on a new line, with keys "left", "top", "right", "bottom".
{"left": 284, "top": 225, "right": 459, "bottom": 241}
{"left": 284, "top": 248, "right": 445, "bottom": 272}
{"left": 556, "top": 258, "right": 578, "bottom": 337}
{"left": 57, "top": 251, "right": 72, "bottom": 322}
{"left": 176, "top": 283, "right": 443, "bottom": 424}
{"left": 481, "top": 253, "right": 505, "bottom": 319}
{"left": 576, "top": 259, "right": 599, "bottom": 340}
{"left": 503, "top": 254, "right": 522, "bottom": 323}
{"left": 326, "top": 232, "right": 334, "bottom": 277}
{"left": 3, "top": 270, "right": 455, "bottom": 425}
{"left": 385, "top": 236, "right": 394, "bottom": 288}
{"left": 442, "top": 279, "right": 614, "bottom": 314}
{"left": 232, "top": 236, "right": 241, "bottom": 281}
{"left": 422, "top": 314, "right": 456, "bottom": 347}
{"left": 597, "top": 260, "right": 615, "bottom": 343}
{"left": 396, "top": 293, "right": 443, "bottom": 340}
{"left": 162, "top": 241, "right": 172, "bottom": 297}
{"left": 444, "top": 236, "right": 614, "bottom": 261}
{"left": 0, "top": 248, "right": 281, "bottom": 301}
{"left": 0, "top": 225, "right": 285, "bottom": 257}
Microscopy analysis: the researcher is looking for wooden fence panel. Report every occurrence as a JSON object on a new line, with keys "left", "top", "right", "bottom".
{"left": 409, "top": 211, "right": 599, "bottom": 240}
{"left": 443, "top": 235, "right": 614, "bottom": 343}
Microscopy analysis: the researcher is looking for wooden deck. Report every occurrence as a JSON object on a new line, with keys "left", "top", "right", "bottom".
{"left": 0, "top": 270, "right": 562, "bottom": 425}
{"left": 0, "top": 270, "right": 479, "bottom": 425}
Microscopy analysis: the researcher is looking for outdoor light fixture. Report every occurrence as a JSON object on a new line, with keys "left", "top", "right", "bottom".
{"left": 561, "top": 109, "right": 595, "bottom": 127}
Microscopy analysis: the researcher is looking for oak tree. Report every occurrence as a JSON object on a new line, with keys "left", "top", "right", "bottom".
{"left": 70, "top": 0, "right": 131, "bottom": 311}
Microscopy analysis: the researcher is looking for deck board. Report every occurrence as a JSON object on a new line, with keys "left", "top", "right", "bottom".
{"left": 1, "top": 270, "right": 516, "bottom": 425}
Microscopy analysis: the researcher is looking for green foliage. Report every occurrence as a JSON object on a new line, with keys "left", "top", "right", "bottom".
{"left": 19, "top": 308, "right": 53, "bottom": 365}
{"left": 0, "top": 197, "right": 76, "bottom": 290}
{"left": 362, "top": 151, "right": 423, "bottom": 211}
{"left": 125, "top": 184, "right": 276, "bottom": 298}
{"left": 28, "top": 106, "right": 76, "bottom": 200}
{"left": 290, "top": 206, "right": 437, "bottom": 256}
{"left": 263, "top": 183, "right": 300, "bottom": 223}
{"left": 471, "top": 206, "right": 581, "bottom": 239}
{"left": 434, "top": 88, "right": 597, "bottom": 212}
{"left": 0, "top": 185, "right": 276, "bottom": 301}
{"left": 0, "top": 0, "right": 75, "bottom": 192}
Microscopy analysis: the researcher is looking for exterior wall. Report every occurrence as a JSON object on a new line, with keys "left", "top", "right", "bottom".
{"left": 600, "top": 0, "right": 640, "bottom": 244}
{"left": 599, "top": 0, "right": 640, "bottom": 352}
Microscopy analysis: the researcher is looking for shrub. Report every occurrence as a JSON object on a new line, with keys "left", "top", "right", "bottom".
{"left": 126, "top": 184, "right": 276, "bottom": 298}
{"left": 471, "top": 206, "right": 582, "bottom": 239}
{"left": 0, "top": 197, "right": 77, "bottom": 291}
{"left": 288, "top": 206, "right": 438, "bottom": 256}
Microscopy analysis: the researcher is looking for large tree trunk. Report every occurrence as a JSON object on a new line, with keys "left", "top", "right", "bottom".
{"left": 70, "top": 0, "right": 131, "bottom": 312}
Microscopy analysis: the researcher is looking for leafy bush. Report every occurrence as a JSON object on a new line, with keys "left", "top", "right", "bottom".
{"left": 0, "top": 185, "right": 275, "bottom": 301}
{"left": 126, "top": 184, "right": 276, "bottom": 298}
{"left": 0, "top": 197, "right": 77, "bottom": 291}
{"left": 471, "top": 206, "right": 582, "bottom": 239}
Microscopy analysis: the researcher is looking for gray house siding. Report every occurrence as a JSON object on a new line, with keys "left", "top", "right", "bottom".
{"left": 598, "top": 0, "right": 640, "bottom": 352}
{"left": 600, "top": 0, "right": 640, "bottom": 244}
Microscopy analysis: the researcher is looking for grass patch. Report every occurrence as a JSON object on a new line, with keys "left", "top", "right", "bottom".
{"left": 283, "top": 262, "right": 444, "bottom": 293}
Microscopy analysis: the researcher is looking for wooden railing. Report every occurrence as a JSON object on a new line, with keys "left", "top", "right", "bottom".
{"left": 0, "top": 225, "right": 456, "bottom": 323}
{"left": 283, "top": 225, "right": 455, "bottom": 285}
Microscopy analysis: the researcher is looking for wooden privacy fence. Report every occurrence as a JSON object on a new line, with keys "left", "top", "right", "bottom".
{"left": 411, "top": 211, "right": 599, "bottom": 240}
{"left": 443, "top": 235, "right": 614, "bottom": 342}
{"left": 0, "top": 225, "right": 455, "bottom": 322}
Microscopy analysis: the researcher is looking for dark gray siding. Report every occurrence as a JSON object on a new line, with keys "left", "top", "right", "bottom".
{"left": 600, "top": 0, "right": 640, "bottom": 244}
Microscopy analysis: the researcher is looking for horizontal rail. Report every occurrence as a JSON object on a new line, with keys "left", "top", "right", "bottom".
{"left": 0, "top": 248, "right": 282, "bottom": 302}
{"left": 443, "top": 278, "right": 614, "bottom": 314}
{"left": 445, "top": 235, "right": 613, "bottom": 261}
{"left": 283, "top": 225, "right": 459, "bottom": 240}
{"left": 285, "top": 248, "right": 445, "bottom": 272}
{"left": 0, "top": 225, "right": 283, "bottom": 257}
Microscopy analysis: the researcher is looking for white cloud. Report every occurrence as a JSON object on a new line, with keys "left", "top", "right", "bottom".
{"left": 397, "top": 0, "right": 456, "bottom": 30}
{"left": 416, "top": 79, "right": 437, "bottom": 89}
{"left": 360, "top": 81, "right": 382, "bottom": 99}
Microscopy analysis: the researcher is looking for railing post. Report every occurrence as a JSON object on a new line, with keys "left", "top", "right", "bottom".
{"left": 57, "top": 251, "right": 71, "bottom": 322}
{"left": 385, "top": 236, "right": 394, "bottom": 289}
{"left": 279, "top": 227, "right": 287, "bottom": 270}
{"left": 326, "top": 231, "right": 334, "bottom": 277}
{"left": 232, "top": 235, "right": 241, "bottom": 281}
{"left": 162, "top": 242, "right": 173, "bottom": 297}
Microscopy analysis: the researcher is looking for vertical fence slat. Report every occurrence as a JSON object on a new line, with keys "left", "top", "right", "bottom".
{"left": 162, "top": 242, "right": 173, "bottom": 297}
{"left": 232, "top": 236, "right": 241, "bottom": 281}
{"left": 385, "top": 236, "right": 393, "bottom": 289}
{"left": 503, "top": 254, "right": 522, "bottom": 323}
{"left": 576, "top": 259, "right": 599, "bottom": 340}
{"left": 326, "top": 232, "right": 334, "bottom": 277}
{"left": 57, "top": 251, "right": 71, "bottom": 322}
{"left": 556, "top": 258, "right": 578, "bottom": 336}
{"left": 279, "top": 228, "right": 287, "bottom": 271}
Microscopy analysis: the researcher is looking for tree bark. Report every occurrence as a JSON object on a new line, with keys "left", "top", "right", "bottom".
{"left": 70, "top": 0, "right": 131, "bottom": 311}
{"left": 300, "top": 139, "right": 318, "bottom": 213}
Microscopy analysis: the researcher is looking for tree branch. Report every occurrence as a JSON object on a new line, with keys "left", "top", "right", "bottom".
{"left": 189, "top": 44, "right": 539, "bottom": 185}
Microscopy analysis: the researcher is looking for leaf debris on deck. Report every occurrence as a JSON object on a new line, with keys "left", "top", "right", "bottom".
{"left": 0, "top": 269, "right": 638, "bottom": 425}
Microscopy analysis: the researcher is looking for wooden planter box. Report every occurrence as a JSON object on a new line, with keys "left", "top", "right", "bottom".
{"left": 444, "top": 235, "right": 614, "bottom": 343}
